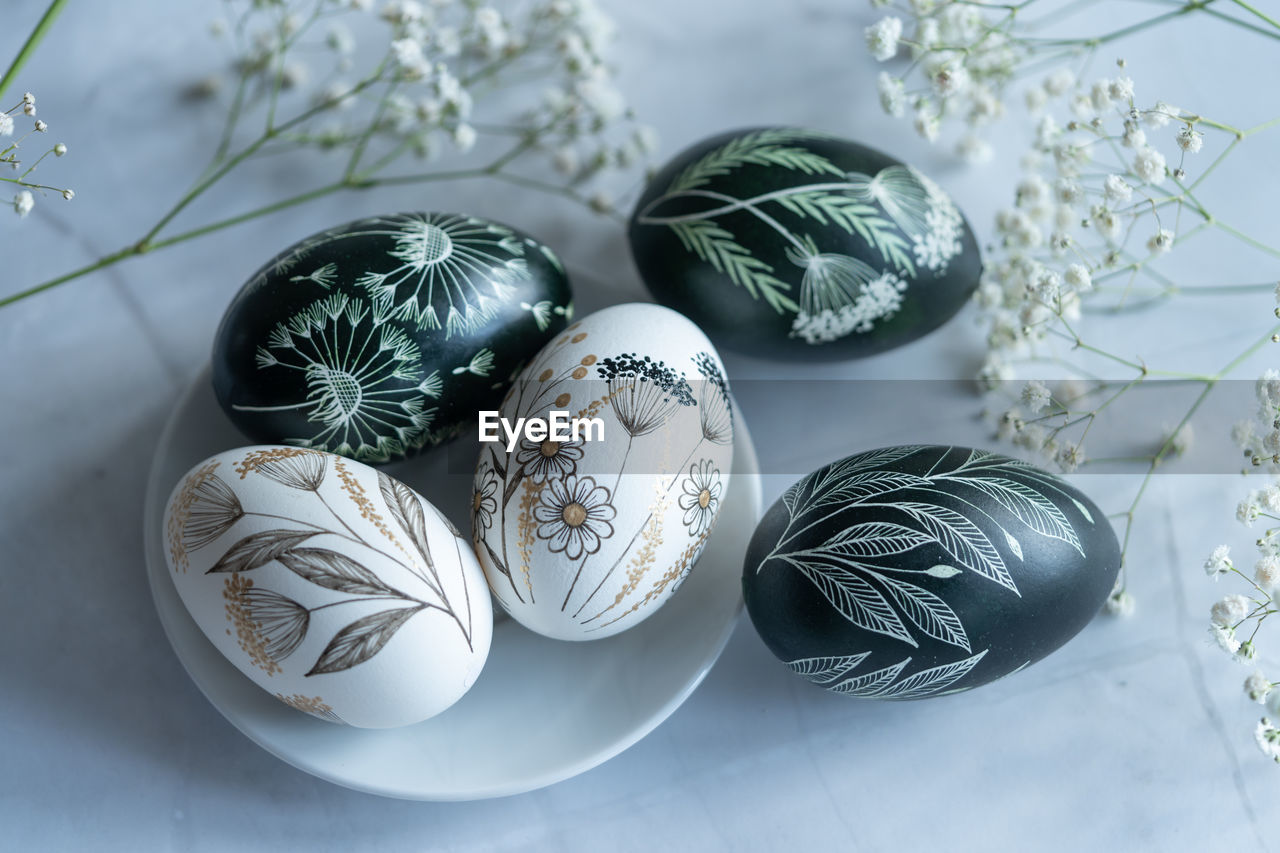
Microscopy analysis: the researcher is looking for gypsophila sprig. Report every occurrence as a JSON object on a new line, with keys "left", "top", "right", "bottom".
{"left": 1, "top": 0, "right": 653, "bottom": 305}
{"left": 860, "top": 0, "right": 1280, "bottom": 159}
{"left": 1203, "top": 461, "right": 1280, "bottom": 763}
{"left": 976, "top": 64, "right": 1280, "bottom": 606}
{"left": 1, "top": 93, "right": 73, "bottom": 220}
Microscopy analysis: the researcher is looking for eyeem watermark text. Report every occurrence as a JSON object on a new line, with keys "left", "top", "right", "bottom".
{"left": 478, "top": 411, "right": 605, "bottom": 451}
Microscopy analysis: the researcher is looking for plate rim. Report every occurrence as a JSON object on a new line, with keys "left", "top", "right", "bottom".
{"left": 142, "top": 366, "right": 762, "bottom": 800}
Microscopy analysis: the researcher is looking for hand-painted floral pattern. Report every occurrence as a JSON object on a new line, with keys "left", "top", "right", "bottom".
{"left": 472, "top": 315, "right": 735, "bottom": 635}
{"left": 352, "top": 213, "right": 528, "bottom": 336}
{"left": 515, "top": 436, "right": 584, "bottom": 482}
{"left": 241, "top": 293, "right": 439, "bottom": 463}
{"left": 679, "top": 460, "right": 723, "bottom": 537}
{"left": 471, "top": 464, "right": 499, "bottom": 537}
{"left": 533, "top": 474, "right": 617, "bottom": 560}
{"left": 171, "top": 449, "right": 477, "bottom": 684}
{"left": 634, "top": 129, "right": 966, "bottom": 345}
{"left": 218, "top": 212, "right": 571, "bottom": 465}
{"left": 758, "top": 446, "right": 1097, "bottom": 698}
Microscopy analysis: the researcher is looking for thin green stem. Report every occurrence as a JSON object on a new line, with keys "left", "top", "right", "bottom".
{"left": 0, "top": 0, "right": 69, "bottom": 102}
{"left": 1228, "top": 0, "right": 1280, "bottom": 30}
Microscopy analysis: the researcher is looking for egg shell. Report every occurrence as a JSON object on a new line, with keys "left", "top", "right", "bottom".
{"left": 743, "top": 445, "right": 1119, "bottom": 699}
{"left": 628, "top": 127, "right": 981, "bottom": 360}
{"left": 163, "top": 446, "right": 492, "bottom": 728}
{"left": 472, "top": 303, "right": 736, "bottom": 641}
{"left": 212, "top": 212, "right": 573, "bottom": 465}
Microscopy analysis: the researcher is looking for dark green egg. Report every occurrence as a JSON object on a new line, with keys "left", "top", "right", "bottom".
{"left": 743, "top": 446, "right": 1120, "bottom": 699}
{"left": 628, "top": 127, "right": 981, "bottom": 361}
{"left": 212, "top": 212, "right": 572, "bottom": 465}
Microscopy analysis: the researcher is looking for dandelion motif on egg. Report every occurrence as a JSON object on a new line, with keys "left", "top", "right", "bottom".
{"left": 212, "top": 212, "right": 573, "bottom": 465}
{"left": 627, "top": 127, "right": 982, "bottom": 360}
{"left": 472, "top": 303, "right": 736, "bottom": 641}
{"left": 743, "top": 446, "right": 1120, "bottom": 698}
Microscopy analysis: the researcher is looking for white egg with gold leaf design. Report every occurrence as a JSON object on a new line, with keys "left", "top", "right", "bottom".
{"left": 472, "top": 303, "right": 736, "bottom": 640}
{"left": 163, "top": 446, "right": 491, "bottom": 728}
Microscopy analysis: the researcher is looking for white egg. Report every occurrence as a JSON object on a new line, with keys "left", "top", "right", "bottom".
{"left": 472, "top": 303, "right": 735, "bottom": 640}
{"left": 163, "top": 446, "right": 491, "bottom": 728}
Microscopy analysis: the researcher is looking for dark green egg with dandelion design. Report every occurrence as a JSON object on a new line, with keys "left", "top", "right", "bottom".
{"left": 212, "top": 212, "right": 573, "bottom": 465}
{"left": 743, "top": 446, "right": 1120, "bottom": 699}
{"left": 628, "top": 127, "right": 981, "bottom": 361}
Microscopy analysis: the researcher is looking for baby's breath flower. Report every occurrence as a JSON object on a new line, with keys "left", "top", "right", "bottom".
{"left": 1205, "top": 545, "right": 1233, "bottom": 579}
{"left": 877, "top": 72, "right": 905, "bottom": 118}
{"left": 13, "top": 191, "right": 34, "bottom": 218}
{"left": 1257, "top": 719, "right": 1280, "bottom": 762}
{"left": 588, "top": 191, "right": 612, "bottom": 214}
{"left": 1144, "top": 100, "right": 1177, "bottom": 128}
{"left": 53, "top": 143, "right": 66, "bottom": 157}
{"left": 452, "top": 122, "right": 476, "bottom": 152}
{"left": 1211, "top": 594, "right": 1251, "bottom": 627}
{"left": 1021, "top": 380, "right": 1052, "bottom": 413}
{"left": 1105, "top": 589, "right": 1135, "bottom": 617}
{"left": 1103, "top": 174, "right": 1132, "bottom": 204}
{"left": 1109, "top": 76, "right": 1135, "bottom": 102}
{"left": 1213, "top": 624, "right": 1242, "bottom": 655}
{"left": 1132, "top": 145, "right": 1167, "bottom": 184}
{"left": 913, "top": 107, "right": 939, "bottom": 143}
{"left": 1055, "top": 442, "right": 1084, "bottom": 473}
{"left": 865, "top": 16, "right": 903, "bottom": 62}
{"left": 0, "top": 113, "right": 13, "bottom": 137}
{"left": 1247, "top": 672, "right": 1271, "bottom": 703}
{"left": 1239, "top": 494, "right": 1263, "bottom": 526}
{"left": 1064, "top": 263, "right": 1092, "bottom": 292}
{"left": 1121, "top": 119, "right": 1145, "bottom": 149}
{"left": 1147, "top": 228, "right": 1174, "bottom": 254}
{"left": 1256, "top": 555, "right": 1280, "bottom": 590}
{"left": 1239, "top": 640, "right": 1259, "bottom": 663}
{"left": 1176, "top": 126, "right": 1204, "bottom": 154}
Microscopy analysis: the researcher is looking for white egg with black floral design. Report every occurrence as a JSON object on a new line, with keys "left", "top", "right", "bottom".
{"left": 471, "top": 303, "right": 736, "bottom": 641}
{"left": 163, "top": 446, "right": 492, "bottom": 728}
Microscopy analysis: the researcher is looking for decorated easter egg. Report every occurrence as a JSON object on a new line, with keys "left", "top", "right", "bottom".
{"left": 472, "top": 303, "right": 736, "bottom": 640}
{"left": 628, "top": 127, "right": 980, "bottom": 360}
{"left": 743, "top": 446, "right": 1119, "bottom": 698}
{"left": 212, "top": 212, "right": 573, "bottom": 465}
{"left": 163, "top": 446, "right": 492, "bottom": 728}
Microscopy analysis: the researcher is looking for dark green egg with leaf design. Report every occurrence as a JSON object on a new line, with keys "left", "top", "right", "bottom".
{"left": 743, "top": 446, "right": 1120, "bottom": 699}
{"left": 213, "top": 212, "right": 573, "bottom": 465}
{"left": 628, "top": 127, "right": 981, "bottom": 360}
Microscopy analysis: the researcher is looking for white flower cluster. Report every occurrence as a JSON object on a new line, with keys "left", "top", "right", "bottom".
{"left": 1233, "top": 370, "right": 1280, "bottom": 472}
{"left": 791, "top": 270, "right": 907, "bottom": 343}
{"left": 1206, "top": 480, "right": 1280, "bottom": 762}
{"left": 3, "top": 92, "right": 73, "bottom": 221}
{"left": 865, "top": 0, "right": 1020, "bottom": 160}
{"left": 206, "top": 0, "right": 651, "bottom": 208}
{"left": 974, "top": 66, "right": 1209, "bottom": 473}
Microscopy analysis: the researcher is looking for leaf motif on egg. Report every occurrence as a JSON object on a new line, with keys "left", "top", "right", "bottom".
{"left": 170, "top": 448, "right": 478, "bottom": 680}
{"left": 475, "top": 322, "right": 735, "bottom": 634}
{"left": 756, "top": 446, "right": 1100, "bottom": 698}
{"left": 632, "top": 129, "right": 965, "bottom": 346}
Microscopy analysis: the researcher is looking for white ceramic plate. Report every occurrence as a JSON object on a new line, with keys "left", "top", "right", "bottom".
{"left": 143, "top": 367, "right": 761, "bottom": 800}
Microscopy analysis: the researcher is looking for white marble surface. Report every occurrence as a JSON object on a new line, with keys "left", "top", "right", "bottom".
{"left": 3, "top": 0, "right": 1279, "bottom": 848}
